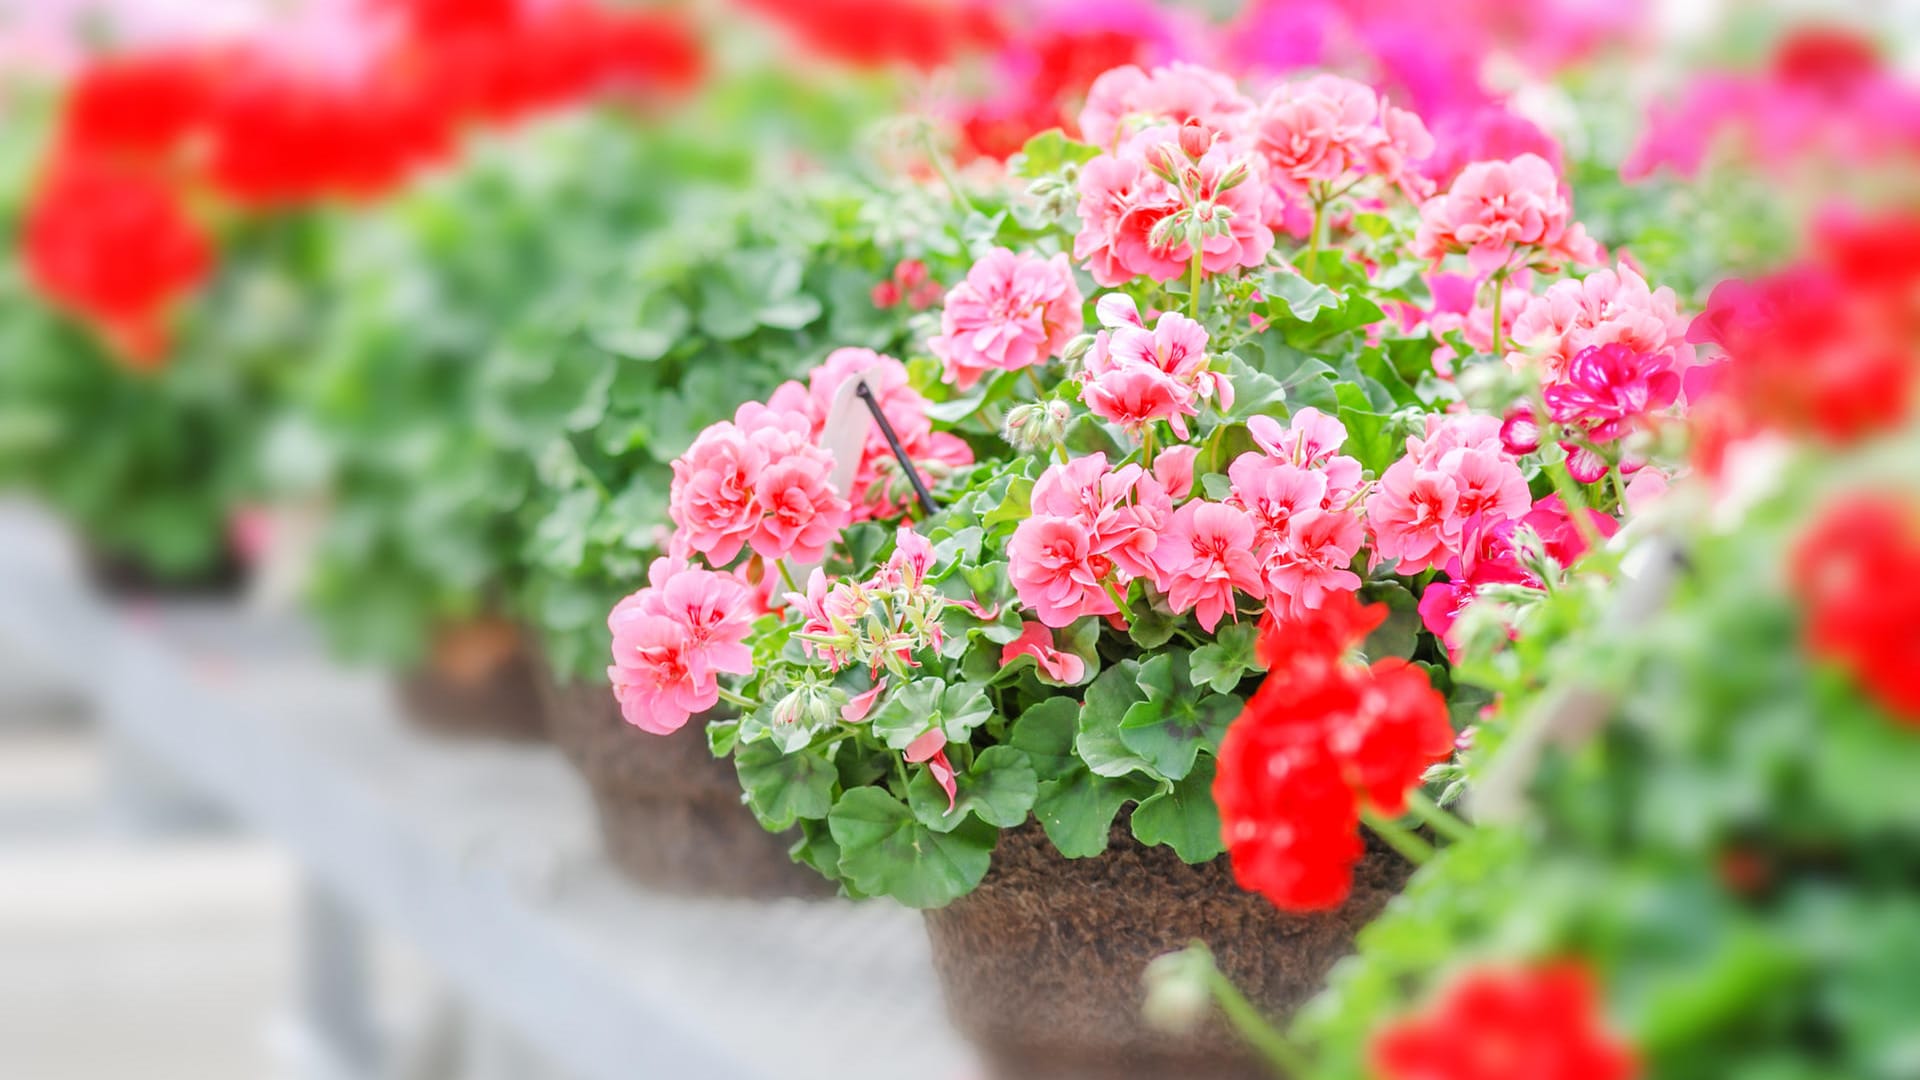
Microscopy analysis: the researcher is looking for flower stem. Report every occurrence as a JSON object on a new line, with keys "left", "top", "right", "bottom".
{"left": 776, "top": 558, "right": 801, "bottom": 594}
{"left": 1488, "top": 268, "right": 1508, "bottom": 356}
{"left": 1406, "top": 789, "right": 1473, "bottom": 844}
{"left": 1607, "top": 463, "right": 1631, "bottom": 512}
{"left": 920, "top": 123, "right": 975, "bottom": 214}
{"left": 1527, "top": 388, "right": 1608, "bottom": 555}
{"left": 1188, "top": 246, "right": 1204, "bottom": 320}
{"left": 716, "top": 686, "right": 755, "bottom": 711}
{"left": 1203, "top": 960, "right": 1323, "bottom": 1079}
{"left": 1101, "top": 575, "right": 1132, "bottom": 619}
{"left": 1141, "top": 424, "right": 1158, "bottom": 467}
{"left": 1362, "top": 809, "right": 1436, "bottom": 864}
{"left": 1026, "top": 367, "right": 1048, "bottom": 399}
{"left": 1305, "top": 197, "right": 1326, "bottom": 281}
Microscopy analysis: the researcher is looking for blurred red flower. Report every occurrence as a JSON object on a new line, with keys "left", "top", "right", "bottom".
{"left": 737, "top": 0, "right": 1001, "bottom": 70}
{"left": 1371, "top": 963, "right": 1639, "bottom": 1080}
{"left": 1791, "top": 495, "right": 1920, "bottom": 724}
{"left": 23, "top": 154, "right": 214, "bottom": 367}
{"left": 58, "top": 49, "right": 219, "bottom": 164}
{"left": 1216, "top": 593, "right": 1452, "bottom": 912}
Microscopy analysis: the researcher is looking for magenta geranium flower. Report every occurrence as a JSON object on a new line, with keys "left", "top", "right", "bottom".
{"left": 1544, "top": 342, "right": 1683, "bottom": 443}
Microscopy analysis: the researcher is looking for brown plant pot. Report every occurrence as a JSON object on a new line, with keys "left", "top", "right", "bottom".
{"left": 535, "top": 670, "right": 834, "bottom": 899}
{"left": 923, "top": 817, "right": 1413, "bottom": 1080}
{"left": 82, "top": 542, "right": 247, "bottom": 600}
{"left": 395, "top": 619, "right": 546, "bottom": 742}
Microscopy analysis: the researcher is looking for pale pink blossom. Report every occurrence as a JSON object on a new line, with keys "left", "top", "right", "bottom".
{"left": 623, "top": 558, "right": 756, "bottom": 677}
{"left": 1082, "top": 364, "right": 1195, "bottom": 439}
{"left": 1445, "top": 447, "right": 1532, "bottom": 523}
{"left": 1623, "top": 468, "right": 1670, "bottom": 514}
{"left": 1412, "top": 153, "right": 1601, "bottom": 275}
{"left": 1000, "top": 622, "right": 1088, "bottom": 684}
{"left": 1153, "top": 444, "right": 1199, "bottom": 499}
{"left": 1508, "top": 264, "right": 1694, "bottom": 381}
{"left": 1229, "top": 455, "right": 1329, "bottom": 546}
{"left": 1153, "top": 500, "right": 1263, "bottom": 632}
{"left": 929, "top": 248, "right": 1084, "bottom": 391}
{"left": 1009, "top": 514, "right": 1118, "bottom": 628}
{"left": 1077, "top": 62, "right": 1253, "bottom": 150}
{"left": 1081, "top": 304, "right": 1226, "bottom": 439}
{"left": 1245, "top": 408, "right": 1364, "bottom": 499}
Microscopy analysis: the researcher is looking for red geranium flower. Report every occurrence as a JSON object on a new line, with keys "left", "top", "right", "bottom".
{"left": 1216, "top": 595, "right": 1453, "bottom": 912}
{"left": 1372, "top": 963, "right": 1638, "bottom": 1080}
{"left": 1791, "top": 494, "right": 1920, "bottom": 723}
{"left": 23, "top": 154, "right": 213, "bottom": 366}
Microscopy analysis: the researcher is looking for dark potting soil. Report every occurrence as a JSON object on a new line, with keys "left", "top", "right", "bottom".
{"left": 924, "top": 816, "right": 1413, "bottom": 1080}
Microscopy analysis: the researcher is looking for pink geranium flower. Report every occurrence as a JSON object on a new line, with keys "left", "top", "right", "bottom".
{"left": 1081, "top": 300, "right": 1227, "bottom": 440}
{"left": 1082, "top": 363, "right": 1195, "bottom": 438}
{"left": 1077, "top": 61, "right": 1253, "bottom": 150}
{"left": 1509, "top": 263, "right": 1694, "bottom": 381}
{"left": 607, "top": 614, "right": 713, "bottom": 735}
{"left": 1366, "top": 462, "right": 1462, "bottom": 574}
{"left": 625, "top": 557, "right": 756, "bottom": 675}
{"left": 1253, "top": 73, "right": 1431, "bottom": 198}
{"left": 668, "top": 419, "right": 767, "bottom": 565}
{"left": 1263, "top": 507, "right": 1365, "bottom": 618}
{"left": 1412, "top": 153, "right": 1601, "bottom": 274}
{"left": 1000, "top": 621, "right": 1088, "bottom": 684}
{"left": 1153, "top": 500, "right": 1263, "bottom": 631}
{"left": 1073, "top": 125, "right": 1274, "bottom": 287}
{"left": 751, "top": 451, "right": 852, "bottom": 564}
{"left": 1009, "top": 514, "right": 1119, "bottom": 628}
{"left": 929, "top": 248, "right": 1084, "bottom": 391}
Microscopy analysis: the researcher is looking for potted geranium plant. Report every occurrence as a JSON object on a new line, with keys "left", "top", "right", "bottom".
{"left": 602, "top": 59, "right": 1684, "bottom": 1076}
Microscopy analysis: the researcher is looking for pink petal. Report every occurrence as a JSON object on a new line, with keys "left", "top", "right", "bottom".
{"left": 904, "top": 727, "right": 948, "bottom": 764}
{"left": 841, "top": 679, "right": 888, "bottom": 723}
{"left": 927, "top": 749, "right": 958, "bottom": 812}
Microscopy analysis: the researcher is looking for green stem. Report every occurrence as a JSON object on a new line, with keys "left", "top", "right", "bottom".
{"left": 1488, "top": 268, "right": 1508, "bottom": 356}
{"left": 1204, "top": 963, "right": 1323, "bottom": 1080}
{"left": 1141, "top": 424, "right": 1158, "bottom": 468}
{"left": 892, "top": 751, "right": 912, "bottom": 794}
{"left": 715, "top": 686, "right": 755, "bottom": 711}
{"left": 1362, "top": 809, "right": 1436, "bottom": 864}
{"left": 1608, "top": 463, "right": 1631, "bottom": 512}
{"left": 1406, "top": 789, "right": 1473, "bottom": 844}
{"left": 1026, "top": 367, "right": 1048, "bottom": 399}
{"left": 1304, "top": 197, "right": 1326, "bottom": 281}
{"left": 776, "top": 558, "right": 801, "bottom": 594}
{"left": 1188, "top": 245, "right": 1204, "bottom": 320}
{"left": 1101, "top": 575, "right": 1132, "bottom": 619}
{"left": 921, "top": 124, "right": 976, "bottom": 213}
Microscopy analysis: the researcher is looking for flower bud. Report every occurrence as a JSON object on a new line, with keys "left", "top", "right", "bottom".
{"left": 770, "top": 682, "right": 841, "bottom": 729}
{"left": 1178, "top": 118, "right": 1213, "bottom": 161}
{"left": 1003, "top": 399, "right": 1073, "bottom": 453}
{"left": 1142, "top": 946, "right": 1216, "bottom": 1035}
{"left": 1215, "top": 158, "right": 1251, "bottom": 194}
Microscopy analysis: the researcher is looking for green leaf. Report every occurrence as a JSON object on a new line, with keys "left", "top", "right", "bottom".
{"left": 1033, "top": 768, "right": 1158, "bottom": 859}
{"left": 982, "top": 476, "right": 1034, "bottom": 530}
{"left": 735, "top": 742, "right": 836, "bottom": 830}
{"left": 1011, "top": 129, "right": 1099, "bottom": 179}
{"left": 870, "top": 677, "right": 994, "bottom": 750}
{"left": 1118, "top": 653, "right": 1239, "bottom": 781}
{"left": 707, "top": 719, "right": 740, "bottom": 758}
{"left": 1126, "top": 606, "right": 1180, "bottom": 650}
{"left": 1189, "top": 622, "right": 1264, "bottom": 693}
{"left": 1266, "top": 271, "right": 1340, "bottom": 322}
{"left": 1010, "top": 697, "right": 1081, "bottom": 782}
{"left": 1077, "top": 660, "right": 1162, "bottom": 778}
{"left": 909, "top": 745, "right": 1039, "bottom": 832}
{"left": 1130, "top": 757, "right": 1225, "bottom": 862}
{"left": 829, "top": 788, "right": 996, "bottom": 908}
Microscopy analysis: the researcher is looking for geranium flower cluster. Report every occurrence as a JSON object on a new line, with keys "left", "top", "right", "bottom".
{"left": 669, "top": 401, "right": 851, "bottom": 567}
{"left": 1686, "top": 209, "right": 1919, "bottom": 466}
{"left": 1078, "top": 295, "right": 1229, "bottom": 438}
{"left": 1370, "top": 962, "right": 1639, "bottom": 1080}
{"left": 1072, "top": 65, "right": 1438, "bottom": 286}
{"left": 1412, "top": 153, "right": 1601, "bottom": 275}
{"left": 607, "top": 558, "right": 755, "bottom": 735}
{"left": 765, "top": 349, "right": 976, "bottom": 519}
{"left": 1791, "top": 494, "right": 1920, "bottom": 724}
{"left": 930, "top": 249, "right": 1083, "bottom": 390}
{"left": 1214, "top": 592, "right": 1455, "bottom": 911}
{"left": 789, "top": 528, "right": 952, "bottom": 680}
{"left": 22, "top": 0, "right": 702, "bottom": 363}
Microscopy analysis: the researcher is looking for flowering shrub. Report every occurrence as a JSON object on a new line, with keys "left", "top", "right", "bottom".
{"left": 1149, "top": 207, "right": 1920, "bottom": 1080}
{"left": 19, "top": 0, "right": 701, "bottom": 363}
{"left": 600, "top": 60, "right": 1684, "bottom": 908}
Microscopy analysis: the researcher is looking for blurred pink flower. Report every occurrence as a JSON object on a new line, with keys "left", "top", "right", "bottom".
{"left": 1509, "top": 264, "right": 1693, "bottom": 381}
{"left": 1412, "top": 153, "right": 1600, "bottom": 275}
{"left": 1421, "top": 105, "right": 1563, "bottom": 188}
{"left": 930, "top": 248, "right": 1083, "bottom": 390}
{"left": 1077, "top": 61, "right": 1252, "bottom": 150}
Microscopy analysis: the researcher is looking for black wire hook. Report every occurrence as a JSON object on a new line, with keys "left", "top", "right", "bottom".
{"left": 855, "top": 380, "right": 938, "bottom": 517}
